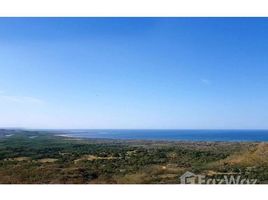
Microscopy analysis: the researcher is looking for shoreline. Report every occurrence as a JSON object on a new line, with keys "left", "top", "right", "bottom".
{"left": 1, "top": 129, "right": 267, "bottom": 184}
{"left": 55, "top": 134, "right": 267, "bottom": 144}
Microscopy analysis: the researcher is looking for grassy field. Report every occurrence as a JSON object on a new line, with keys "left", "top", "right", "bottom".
{"left": 0, "top": 129, "right": 267, "bottom": 184}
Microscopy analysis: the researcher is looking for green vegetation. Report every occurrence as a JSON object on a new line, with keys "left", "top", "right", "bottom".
{"left": 0, "top": 129, "right": 267, "bottom": 184}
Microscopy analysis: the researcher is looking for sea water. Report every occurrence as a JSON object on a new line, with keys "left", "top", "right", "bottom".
{"left": 59, "top": 129, "right": 268, "bottom": 142}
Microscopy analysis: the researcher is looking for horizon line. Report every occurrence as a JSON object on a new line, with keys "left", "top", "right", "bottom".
{"left": 1, "top": 127, "right": 268, "bottom": 131}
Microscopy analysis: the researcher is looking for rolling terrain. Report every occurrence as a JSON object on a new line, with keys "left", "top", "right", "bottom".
{"left": 0, "top": 129, "right": 267, "bottom": 184}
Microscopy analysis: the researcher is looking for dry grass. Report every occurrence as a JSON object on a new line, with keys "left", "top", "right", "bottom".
{"left": 37, "top": 158, "right": 58, "bottom": 163}
{"left": 218, "top": 143, "right": 268, "bottom": 167}
{"left": 4, "top": 157, "right": 31, "bottom": 162}
{"left": 114, "top": 164, "right": 185, "bottom": 184}
{"left": 74, "top": 154, "right": 118, "bottom": 164}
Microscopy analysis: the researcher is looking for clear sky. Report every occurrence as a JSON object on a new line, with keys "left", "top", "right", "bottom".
{"left": 0, "top": 18, "right": 268, "bottom": 129}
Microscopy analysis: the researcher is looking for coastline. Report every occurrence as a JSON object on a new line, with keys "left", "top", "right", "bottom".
{"left": 0, "top": 129, "right": 267, "bottom": 184}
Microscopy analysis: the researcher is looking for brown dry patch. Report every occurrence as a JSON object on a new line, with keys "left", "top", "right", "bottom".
{"left": 38, "top": 158, "right": 58, "bottom": 163}
{"left": 4, "top": 157, "right": 31, "bottom": 162}
{"left": 126, "top": 150, "right": 137, "bottom": 156}
{"left": 115, "top": 173, "right": 151, "bottom": 184}
{"left": 74, "top": 155, "right": 118, "bottom": 164}
{"left": 206, "top": 170, "right": 239, "bottom": 176}
{"left": 157, "top": 174, "right": 179, "bottom": 179}
{"left": 220, "top": 143, "right": 268, "bottom": 166}
{"left": 116, "top": 164, "right": 185, "bottom": 184}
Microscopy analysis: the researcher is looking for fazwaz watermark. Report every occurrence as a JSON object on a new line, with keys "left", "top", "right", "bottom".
{"left": 180, "top": 171, "right": 258, "bottom": 184}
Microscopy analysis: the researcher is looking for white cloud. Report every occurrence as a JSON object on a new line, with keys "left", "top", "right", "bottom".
{"left": 200, "top": 79, "right": 211, "bottom": 85}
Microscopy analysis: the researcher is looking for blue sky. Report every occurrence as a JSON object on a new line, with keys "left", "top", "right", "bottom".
{"left": 0, "top": 18, "right": 268, "bottom": 129}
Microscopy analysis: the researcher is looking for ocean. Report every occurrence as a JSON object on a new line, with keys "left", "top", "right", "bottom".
{"left": 58, "top": 129, "right": 268, "bottom": 142}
